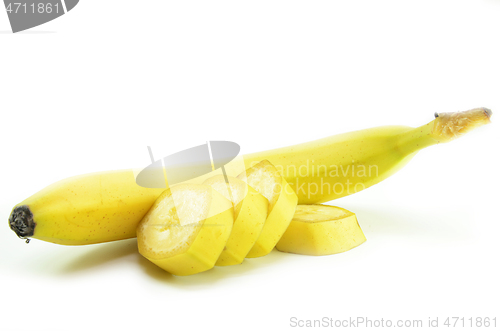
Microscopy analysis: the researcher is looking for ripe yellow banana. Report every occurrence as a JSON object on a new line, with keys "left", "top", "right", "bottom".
{"left": 244, "top": 107, "right": 492, "bottom": 204}
{"left": 8, "top": 170, "right": 165, "bottom": 245}
{"left": 276, "top": 205, "right": 366, "bottom": 256}
{"left": 8, "top": 108, "right": 492, "bottom": 245}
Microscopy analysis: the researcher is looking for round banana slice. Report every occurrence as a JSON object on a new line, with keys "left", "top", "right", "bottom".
{"left": 137, "top": 183, "right": 233, "bottom": 276}
{"left": 203, "top": 175, "right": 268, "bottom": 266}
{"left": 238, "top": 160, "right": 298, "bottom": 258}
{"left": 276, "top": 204, "right": 366, "bottom": 256}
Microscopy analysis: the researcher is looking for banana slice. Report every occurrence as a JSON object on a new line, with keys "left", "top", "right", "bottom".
{"left": 137, "top": 183, "right": 233, "bottom": 276}
{"left": 238, "top": 160, "right": 298, "bottom": 258}
{"left": 203, "top": 175, "right": 268, "bottom": 266}
{"left": 276, "top": 204, "right": 366, "bottom": 256}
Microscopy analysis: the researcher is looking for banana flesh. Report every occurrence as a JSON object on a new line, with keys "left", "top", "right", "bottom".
{"left": 237, "top": 160, "right": 298, "bottom": 258}
{"left": 137, "top": 184, "right": 233, "bottom": 276}
{"left": 203, "top": 175, "right": 268, "bottom": 266}
{"left": 276, "top": 205, "right": 366, "bottom": 256}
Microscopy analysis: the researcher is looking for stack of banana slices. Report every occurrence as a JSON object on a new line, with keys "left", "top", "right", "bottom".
{"left": 136, "top": 160, "right": 365, "bottom": 276}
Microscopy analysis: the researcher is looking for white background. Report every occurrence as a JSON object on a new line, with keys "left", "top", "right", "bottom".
{"left": 1, "top": 1, "right": 499, "bottom": 330}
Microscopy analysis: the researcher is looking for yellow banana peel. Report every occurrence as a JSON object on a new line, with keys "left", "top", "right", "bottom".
{"left": 8, "top": 108, "right": 492, "bottom": 245}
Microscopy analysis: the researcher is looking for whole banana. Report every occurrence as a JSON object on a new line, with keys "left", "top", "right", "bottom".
{"left": 244, "top": 107, "right": 492, "bottom": 204}
{"left": 8, "top": 108, "right": 492, "bottom": 244}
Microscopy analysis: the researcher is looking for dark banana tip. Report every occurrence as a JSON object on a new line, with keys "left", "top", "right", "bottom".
{"left": 8, "top": 205, "right": 36, "bottom": 239}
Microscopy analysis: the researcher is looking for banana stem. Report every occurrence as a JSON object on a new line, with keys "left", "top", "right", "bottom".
{"left": 432, "top": 107, "right": 492, "bottom": 142}
{"left": 396, "top": 107, "right": 492, "bottom": 156}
